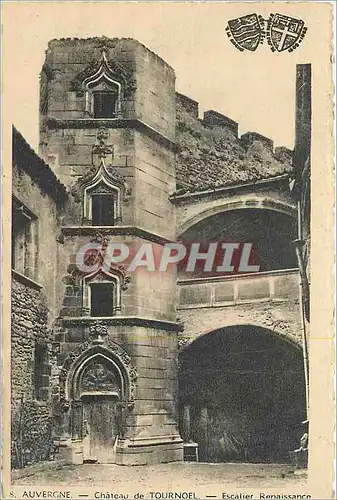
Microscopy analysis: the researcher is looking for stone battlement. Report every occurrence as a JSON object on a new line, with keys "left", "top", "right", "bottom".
{"left": 176, "top": 92, "right": 289, "bottom": 153}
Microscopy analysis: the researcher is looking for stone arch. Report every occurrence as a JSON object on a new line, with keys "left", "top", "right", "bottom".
{"left": 69, "top": 350, "right": 127, "bottom": 401}
{"left": 60, "top": 341, "right": 137, "bottom": 410}
{"left": 179, "top": 321, "right": 302, "bottom": 353}
{"left": 178, "top": 323, "right": 306, "bottom": 463}
{"left": 179, "top": 197, "right": 297, "bottom": 236}
{"left": 178, "top": 199, "right": 298, "bottom": 276}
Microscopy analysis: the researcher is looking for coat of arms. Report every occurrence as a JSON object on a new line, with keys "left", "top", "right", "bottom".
{"left": 267, "top": 13, "right": 307, "bottom": 52}
{"left": 226, "top": 14, "right": 265, "bottom": 52}
{"left": 226, "top": 13, "right": 307, "bottom": 53}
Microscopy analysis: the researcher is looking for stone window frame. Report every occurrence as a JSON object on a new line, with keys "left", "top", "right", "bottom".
{"left": 82, "top": 53, "right": 122, "bottom": 119}
{"left": 83, "top": 164, "right": 123, "bottom": 226}
{"left": 33, "top": 342, "right": 50, "bottom": 402}
{"left": 83, "top": 268, "right": 122, "bottom": 318}
{"left": 12, "top": 196, "right": 38, "bottom": 280}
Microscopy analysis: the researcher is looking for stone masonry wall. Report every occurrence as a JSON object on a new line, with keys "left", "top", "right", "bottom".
{"left": 178, "top": 299, "right": 302, "bottom": 347}
{"left": 12, "top": 154, "right": 66, "bottom": 469}
{"left": 12, "top": 164, "right": 65, "bottom": 321}
{"left": 11, "top": 278, "right": 54, "bottom": 469}
{"left": 175, "top": 93, "right": 293, "bottom": 193}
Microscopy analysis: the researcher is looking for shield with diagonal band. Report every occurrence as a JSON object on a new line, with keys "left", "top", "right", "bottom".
{"left": 267, "top": 13, "right": 307, "bottom": 52}
{"left": 226, "top": 14, "right": 265, "bottom": 52}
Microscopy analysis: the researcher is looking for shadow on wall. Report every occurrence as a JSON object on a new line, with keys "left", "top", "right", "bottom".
{"left": 178, "top": 209, "right": 297, "bottom": 278}
{"left": 178, "top": 325, "right": 306, "bottom": 463}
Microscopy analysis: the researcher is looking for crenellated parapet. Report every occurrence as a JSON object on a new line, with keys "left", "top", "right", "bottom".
{"left": 175, "top": 92, "right": 293, "bottom": 194}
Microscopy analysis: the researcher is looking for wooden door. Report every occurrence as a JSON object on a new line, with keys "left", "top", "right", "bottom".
{"left": 82, "top": 394, "right": 119, "bottom": 463}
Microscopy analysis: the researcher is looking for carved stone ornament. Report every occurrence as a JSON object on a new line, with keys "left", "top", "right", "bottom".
{"left": 90, "top": 183, "right": 116, "bottom": 196}
{"left": 177, "top": 335, "right": 190, "bottom": 349}
{"left": 89, "top": 321, "right": 108, "bottom": 344}
{"left": 59, "top": 340, "right": 137, "bottom": 408}
{"left": 70, "top": 50, "right": 137, "bottom": 98}
{"left": 81, "top": 362, "right": 120, "bottom": 393}
{"left": 92, "top": 127, "right": 114, "bottom": 160}
{"left": 105, "top": 164, "right": 125, "bottom": 185}
{"left": 123, "top": 182, "right": 132, "bottom": 203}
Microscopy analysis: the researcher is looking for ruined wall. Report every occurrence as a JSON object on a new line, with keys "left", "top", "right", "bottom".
{"left": 175, "top": 93, "right": 293, "bottom": 193}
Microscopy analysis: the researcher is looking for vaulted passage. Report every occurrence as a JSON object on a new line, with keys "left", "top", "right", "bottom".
{"left": 179, "top": 209, "right": 297, "bottom": 278}
{"left": 178, "top": 326, "right": 306, "bottom": 463}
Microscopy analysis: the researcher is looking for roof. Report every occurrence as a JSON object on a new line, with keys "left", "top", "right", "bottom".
{"left": 12, "top": 127, "right": 68, "bottom": 203}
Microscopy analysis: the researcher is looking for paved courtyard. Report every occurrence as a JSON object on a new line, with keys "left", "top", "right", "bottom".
{"left": 12, "top": 462, "right": 307, "bottom": 490}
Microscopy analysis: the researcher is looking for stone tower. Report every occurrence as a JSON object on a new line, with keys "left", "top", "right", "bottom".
{"left": 39, "top": 37, "right": 183, "bottom": 464}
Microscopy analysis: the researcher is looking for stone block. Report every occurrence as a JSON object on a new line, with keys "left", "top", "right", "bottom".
{"left": 214, "top": 281, "right": 235, "bottom": 303}
{"left": 237, "top": 277, "right": 270, "bottom": 301}
{"left": 179, "top": 285, "right": 211, "bottom": 306}
{"left": 241, "top": 131, "right": 274, "bottom": 151}
{"left": 203, "top": 110, "right": 238, "bottom": 136}
{"left": 274, "top": 273, "right": 299, "bottom": 300}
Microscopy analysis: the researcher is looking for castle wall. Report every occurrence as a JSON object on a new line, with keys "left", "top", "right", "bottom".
{"left": 12, "top": 165, "right": 64, "bottom": 320}
{"left": 11, "top": 278, "right": 54, "bottom": 469}
{"left": 11, "top": 157, "right": 65, "bottom": 468}
{"left": 11, "top": 35, "right": 305, "bottom": 469}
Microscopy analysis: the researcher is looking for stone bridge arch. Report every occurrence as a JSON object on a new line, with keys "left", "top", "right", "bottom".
{"left": 177, "top": 193, "right": 297, "bottom": 237}
{"left": 179, "top": 319, "right": 302, "bottom": 352}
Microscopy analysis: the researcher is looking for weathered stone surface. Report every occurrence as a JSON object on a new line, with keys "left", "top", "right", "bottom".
{"left": 11, "top": 278, "right": 54, "bottom": 469}
{"left": 175, "top": 97, "right": 293, "bottom": 193}
{"left": 12, "top": 36, "right": 304, "bottom": 469}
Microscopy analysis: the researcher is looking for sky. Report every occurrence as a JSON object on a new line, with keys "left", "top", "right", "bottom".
{"left": 2, "top": 2, "right": 328, "bottom": 151}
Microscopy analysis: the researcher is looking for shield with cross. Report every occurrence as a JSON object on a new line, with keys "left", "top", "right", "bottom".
{"left": 267, "top": 13, "right": 307, "bottom": 52}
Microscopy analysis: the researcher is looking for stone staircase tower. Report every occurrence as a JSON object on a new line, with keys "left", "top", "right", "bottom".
{"left": 39, "top": 37, "right": 183, "bottom": 464}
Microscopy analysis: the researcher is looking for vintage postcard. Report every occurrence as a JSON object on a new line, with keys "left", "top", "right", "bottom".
{"left": 1, "top": 2, "right": 335, "bottom": 499}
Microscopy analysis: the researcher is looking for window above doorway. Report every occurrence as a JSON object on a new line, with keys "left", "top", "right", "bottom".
{"left": 12, "top": 196, "right": 38, "bottom": 279}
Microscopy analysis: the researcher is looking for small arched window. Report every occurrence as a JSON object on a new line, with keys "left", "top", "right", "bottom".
{"left": 82, "top": 52, "right": 122, "bottom": 119}
{"left": 90, "top": 281, "right": 116, "bottom": 317}
{"left": 83, "top": 269, "right": 122, "bottom": 318}
{"left": 83, "top": 164, "right": 123, "bottom": 227}
{"left": 87, "top": 80, "right": 120, "bottom": 119}
{"left": 89, "top": 182, "right": 117, "bottom": 226}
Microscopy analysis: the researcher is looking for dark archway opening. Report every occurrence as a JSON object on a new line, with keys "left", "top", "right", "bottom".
{"left": 179, "top": 209, "right": 297, "bottom": 278}
{"left": 178, "top": 326, "right": 306, "bottom": 463}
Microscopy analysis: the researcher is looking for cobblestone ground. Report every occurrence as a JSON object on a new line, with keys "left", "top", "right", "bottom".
{"left": 12, "top": 462, "right": 307, "bottom": 490}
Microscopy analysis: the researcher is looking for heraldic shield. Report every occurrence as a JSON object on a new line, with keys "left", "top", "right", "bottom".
{"left": 226, "top": 14, "right": 265, "bottom": 52}
{"left": 226, "top": 14, "right": 264, "bottom": 51}
{"left": 267, "top": 13, "right": 307, "bottom": 52}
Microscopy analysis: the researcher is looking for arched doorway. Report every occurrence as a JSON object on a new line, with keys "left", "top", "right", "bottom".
{"left": 79, "top": 356, "right": 122, "bottom": 463}
{"left": 178, "top": 325, "right": 306, "bottom": 463}
{"left": 67, "top": 347, "right": 131, "bottom": 464}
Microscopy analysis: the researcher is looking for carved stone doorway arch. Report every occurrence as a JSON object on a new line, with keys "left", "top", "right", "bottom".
{"left": 75, "top": 354, "right": 123, "bottom": 463}
{"left": 58, "top": 342, "right": 137, "bottom": 464}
